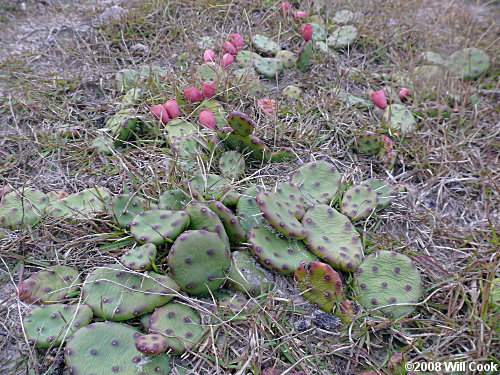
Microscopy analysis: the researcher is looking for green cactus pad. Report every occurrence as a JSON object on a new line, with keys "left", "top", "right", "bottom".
{"left": 252, "top": 34, "right": 281, "bottom": 56}
{"left": 197, "top": 62, "right": 226, "bottom": 83}
{"left": 413, "top": 105, "right": 452, "bottom": 119}
{"left": 106, "top": 111, "right": 141, "bottom": 143}
{"left": 149, "top": 302, "right": 206, "bottom": 355}
{"left": 353, "top": 251, "right": 423, "bottom": 318}
{"left": 82, "top": 264, "right": 179, "bottom": 321}
{"left": 45, "top": 187, "right": 111, "bottom": 219}
{"left": 301, "top": 205, "right": 363, "bottom": 271}
{"left": 232, "top": 68, "right": 263, "bottom": 96}
{"left": 184, "top": 203, "right": 230, "bottom": 245}
{"left": 18, "top": 266, "right": 81, "bottom": 304}
{"left": 256, "top": 191, "right": 308, "bottom": 239}
{"left": 273, "top": 182, "right": 307, "bottom": 220}
{"left": 165, "top": 119, "right": 197, "bottom": 146}
{"left": 297, "top": 41, "right": 313, "bottom": 72}
{"left": 422, "top": 51, "right": 445, "bottom": 66}
{"left": 120, "top": 243, "right": 157, "bottom": 271}
{"left": 311, "top": 23, "right": 327, "bottom": 42}
{"left": 354, "top": 132, "right": 382, "bottom": 156}
{"left": 167, "top": 230, "right": 231, "bottom": 295}
{"left": 0, "top": 187, "right": 50, "bottom": 229}
{"left": 341, "top": 183, "right": 379, "bottom": 221}
{"left": 216, "top": 294, "right": 253, "bottom": 316}
{"left": 205, "top": 200, "right": 247, "bottom": 244}
{"left": 227, "top": 112, "right": 255, "bottom": 136}
{"left": 294, "top": 261, "right": 344, "bottom": 312}
{"left": 158, "top": 189, "right": 189, "bottom": 211}
{"left": 23, "top": 304, "right": 93, "bottom": 348}
{"left": 383, "top": 104, "right": 417, "bottom": 134}
{"left": 336, "top": 90, "right": 373, "bottom": 110}
{"left": 448, "top": 48, "right": 490, "bottom": 79}
{"left": 360, "top": 179, "right": 398, "bottom": 209}
{"left": 236, "top": 50, "right": 261, "bottom": 67}
{"left": 135, "top": 334, "right": 168, "bottom": 356}
{"left": 333, "top": 10, "right": 355, "bottom": 25}
{"left": 270, "top": 147, "right": 296, "bottom": 162}
{"left": 327, "top": 25, "right": 358, "bottom": 48}
{"left": 180, "top": 179, "right": 205, "bottom": 202}
{"left": 219, "top": 151, "right": 246, "bottom": 180}
{"left": 237, "top": 186, "right": 265, "bottom": 232}
{"left": 282, "top": 85, "right": 302, "bottom": 99}
{"left": 116, "top": 68, "right": 140, "bottom": 91}
{"left": 107, "top": 194, "right": 153, "bottom": 228}
{"left": 290, "top": 161, "right": 344, "bottom": 204}
{"left": 276, "top": 50, "right": 298, "bottom": 69}
{"left": 253, "top": 57, "right": 284, "bottom": 78}
{"left": 91, "top": 135, "right": 115, "bottom": 155}
{"left": 130, "top": 209, "right": 190, "bottom": 246}
{"left": 217, "top": 127, "right": 272, "bottom": 162}
{"left": 225, "top": 251, "right": 274, "bottom": 296}
{"left": 65, "top": 322, "right": 171, "bottom": 374}
{"left": 248, "top": 226, "right": 317, "bottom": 275}
{"left": 189, "top": 173, "right": 240, "bottom": 206}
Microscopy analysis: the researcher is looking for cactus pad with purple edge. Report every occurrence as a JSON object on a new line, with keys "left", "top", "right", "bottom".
{"left": 225, "top": 251, "right": 274, "bottom": 295}
{"left": 354, "top": 132, "right": 381, "bottom": 156}
{"left": 341, "top": 183, "right": 379, "bottom": 221}
{"left": 65, "top": 321, "right": 171, "bottom": 374}
{"left": 185, "top": 203, "right": 230, "bottom": 245}
{"left": 301, "top": 205, "right": 363, "bottom": 271}
{"left": 294, "top": 261, "right": 344, "bottom": 312}
{"left": 205, "top": 200, "right": 247, "bottom": 243}
{"left": 18, "top": 265, "right": 81, "bottom": 304}
{"left": 82, "top": 264, "right": 179, "bottom": 321}
{"left": 353, "top": 251, "right": 423, "bottom": 318}
{"left": 120, "top": 243, "right": 157, "bottom": 271}
{"left": 248, "top": 226, "right": 317, "bottom": 275}
{"left": 167, "top": 230, "right": 231, "bottom": 295}
{"left": 227, "top": 112, "right": 255, "bottom": 136}
{"left": 149, "top": 302, "right": 206, "bottom": 355}
{"left": 273, "top": 182, "right": 307, "bottom": 219}
{"left": 360, "top": 178, "right": 398, "bottom": 209}
{"left": 217, "top": 127, "right": 272, "bottom": 162}
{"left": 135, "top": 333, "right": 168, "bottom": 356}
{"left": 107, "top": 194, "right": 153, "bottom": 228}
{"left": 130, "top": 209, "right": 189, "bottom": 246}
{"left": 256, "top": 191, "right": 308, "bottom": 239}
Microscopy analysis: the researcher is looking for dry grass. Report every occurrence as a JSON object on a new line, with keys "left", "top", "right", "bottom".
{"left": 0, "top": 0, "right": 499, "bottom": 374}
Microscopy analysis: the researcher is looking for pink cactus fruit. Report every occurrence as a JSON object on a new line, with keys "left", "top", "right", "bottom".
{"left": 371, "top": 90, "right": 388, "bottom": 109}
{"left": 257, "top": 98, "right": 277, "bottom": 117}
{"left": 229, "top": 33, "right": 244, "bottom": 50}
{"left": 203, "top": 49, "right": 216, "bottom": 62}
{"left": 151, "top": 104, "right": 170, "bottom": 123}
{"left": 302, "top": 24, "right": 313, "bottom": 42}
{"left": 184, "top": 87, "right": 203, "bottom": 102}
{"left": 223, "top": 41, "right": 238, "bottom": 55}
{"left": 294, "top": 11, "right": 307, "bottom": 20}
{"left": 164, "top": 99, "right": 180, "bottom": 119}
{"left": 398, "top": 88, "right": 410, "bottom": 101}
{"left": 220, "top": 53, "right": 235, "bottom": 68}
{"left": 202, "top": 81, "right": 216, "bottom": 99}
{"left": 282, "top": 2, "right": 291, "bottom": 14}
{"left": 199, "top": 110, "right": 216, "bottom": 129}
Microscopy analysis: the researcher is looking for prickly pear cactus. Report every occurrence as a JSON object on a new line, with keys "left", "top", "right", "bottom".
{"left": 18, "top": 266, "right": 81, "bottom": 304}
{"left": 158, "top": 189, "right": 189, "bottom": 211}
{"left": 167, "top": 230, "right": 231, "bottom": 295}
{"left": 360, "top": 178, "right": 398, "bottom": 209}
{"left": 217, "top": 127, "right": 272, "bottom": 162}
{"left": 383, "top": 104, "right": 417, "bottom": 134}
{"left": 45, "top": 187, "right": 111, "bottom": 219}
{"left": 149, "top": 302, "right": 206, "bottom": 355}
{"left": 271, "top": 147, "right": 296, "bottom": 162}
{"left": 23, "top": 304, "right": 93, "bottom": 348}
{"left": 310, "top": 23, "right": 327, "bottom": 41}
{"left": 276, "top": 50, "right": 298, "bottom": 69}
{"left": 294, "top": 261, "right": 344, "bottom": 312}
{"left": 130, "top": 209, "right": 190, "bottom": 246}
{"left": 82, "top": 265, "right": 179, "bottom": 321}
{"left": 135, "top": 334, "right": 168, "bottom": 356}
{"left": 120, "top": 243, "right": 157, "bottom": 271}
{"left": 341, "top": 183, "right": 379, "bottom": 221}
{"left": 107, "top": 194, "right": 153, "bottom": 228}
{"left": 336, "top": 90, "right": 373, "bottom": 110}
{"left": 327, "top": 25, "right": 358, "bottom": 48}
{"left": 333, "top": 10, "right": 355, "bottom": 25}
{"left": 219, "top": 151, "right": 245, "bottom": 180}
{"left": 353, "top": 251, "right": 423, "bottom": 318}
{"left": 248, "top": 226, "right": 317, "bottom": 275}
{"left": 236, "top": 50, "right": 261, "bottom": 67}
{"left": 273, "top": 182, "right": 307, "bottom": 220}
{"left": 197, "top": 62, "right": 226, "bottom": 84}
{"left": 448, "top": 48, "right": 490, "bottom": 79}
{"left": 65, "top": 322, "right": 171, "bottom": 374}
{"left": 184, "top": 203, "right": 230, "bottom": 245}
{"left": 253, "top": 57, "right": 284, "bottom": 78}
{"left": 237, "top": 186, "right": 266, "bottom": 232}
{"left": 282, "top": 85, "right": 302, "bottom": 99}
{"left": 0, "top": 187, "right": 50, "bottom": 229}
{"left": 227, "top": 112, "right": 255, "bottom": 136}
{"left": 252, "top": 34, "right": 281, "bottom": 56}
{"left": 225, "top": 251, "right": 274, "bottom": 295}
{"left": 205, "top": 200, "right": 247, "bottom": 243}
{"left": 290, "top": 161, "right": 344, "bottom": 204}
{"left": 354, "top": 132, "right": 382, "bottom": 156}
{"left": 301, "top": 205, "right": 363, "bottom": 271}
{"left": 422, "top": 51, "right": 445, "bottom": 66}
{"left": 189, "top": 173, "right": 240, "bottom": 206}
{"left": 256, "top": 191, "right": 308, "bottom": 240}
{"left": 297, "top": 41, "right": 313, "bottom": 72}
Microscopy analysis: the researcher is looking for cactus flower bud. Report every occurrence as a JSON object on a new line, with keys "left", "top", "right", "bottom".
{"left": 302, "top": 24, "right": 313, "bottom": 42}
{"left": 282, "top": 2, "right": 291, "bottom": 14}
{"left": 151, "top": 104, "right": 170, "bottom": 123}
{"left": 371, "top": 90, "right": 388, "bottom": 109}
{"left": 220, "top": 53, "right": 235, "bottom": 68}
{"left": 229, "top": 33, "right": 244, "bottom": 50}
{"left": 184, "top": 87, "right": 203, "bottom": 102}
{"left": 202, "top": 81, "right": 216, "bottom": 99}
{"left": 164, "top": 100, "right": 180, "bottom": 119}
{"left": 203, "top": 49, "right": 216, "bottom": 62}
{"left": 199, "top": 110, "right": 216, "bottom": 129}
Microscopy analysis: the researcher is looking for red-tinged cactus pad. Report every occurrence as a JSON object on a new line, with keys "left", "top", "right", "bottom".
{"left": 184, "top": 203, "right": 230, "bottom": 246}
{"left": 237, "top": 186, "right": 266, "bottom": 232}
{"left": 227, "top": 112, "right": 255, "bottom": 136}
{"left": 353, "top": 251, "right": 423, "bottom": 319}
{"left": 149, "top": 302, "right": 206, "bottom": 355}
{"left": 341, "top": 183, "right": 379, "bottom": 221}
{"left": 158, "top": 189, "right": 189, "bottom": 211}
{"left": 360, "top": 178, "right": 398, "bottom": 210}
{"left": 82, "top": 265, "right": 179, "bottom": 321}
{"left": 23, "top": 304, "right": 93, "bottom": 348}
{"left": 219, "top": 150, "right": 245, "bottom": 180}
{"left": 45, "top": 187, "right": 111, "bottom": 219}
{"left": 18, "top": 265, "right": 81, "bottom": 304}
{"left": 217, "top": 127, "right": 272, "bottom": 162}
{"left": 274, "top": 182, "right": 307, "bottom": 220}
{"left": 167, "top": 230, "right": 231, "bottom": 295}
{"left": 205, "top": 200, "right": 247, "bottom": 244}
{"left": 0, "top": 187, "right": 50, "bottom": 229}
{"left": 294, "top": 261, "right": 344, "bottom": 313}
{"left": 65, "top": 322, "right": 171, "bottom": 374}
{"left": 301, "top": 205, "right": 363, "bottom": 271}
{"left": 107, "top": 194, "right": 154, "bottom": 228}
{"left": 120, "top": 243, "right": 157, "bottom": 271}
{"left": 135, "top": 334, "right": 168, "bottom": 356}
{"left": 256, "top": 191, "right": 308, "bottom": 239}
{"left": 252, "top": 34, "right": 281, "bottom": 56}
{"left": 225, "top": 251, "right": 274, "bottom": 295}
{"left": 290, "top": 161, "right": 344, "bottom": 204}
{"left": 130, "top": 209, "right": 190, "bottom": 246}
{"left": 248, "top": 226, "right": 317, "bottom": 275}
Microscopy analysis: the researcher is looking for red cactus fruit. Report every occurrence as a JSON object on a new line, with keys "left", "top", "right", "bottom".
{"left": 371, "top": 90, "right": 388, "bottom": 109}
{"left": 202, "top": 81, "right": 216, "bottom": 99}
{"left": 257, "top": 98, "right": 276, "bottom": 116}
{"left": 184, "top": 87, "right": 203, "bottom": 102}
{"left": 164, "top": 100, "right": 180, "bottom": 119}
{"left": 199, "top": 110, "right": 216, "bottom": 129}
{"left": 203, "top": 49, "right": 216, "bottom": 62}
{"left": 302, "top": 24, "right": 313, "bottom": 42}
{"left": 223, "top": 41, "right": 238, "bottom": 55}
{"left": 282, "top": 2, "right": 291, "bottom": 14}
{"left": 398, "top": 88, "right": 410, "bottom": 101}
{"left": 294, "top": 11, "right": 307, "bottom": 20}
{"left": 220, "top": 53, "right": 235, "bottom": 68}
{"left": 151, "top": 104, "right": 170, "bottom": 123}
{"left": 229, "top": 33, "right": 244, "bottom": 50}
